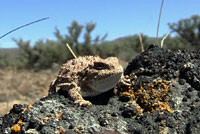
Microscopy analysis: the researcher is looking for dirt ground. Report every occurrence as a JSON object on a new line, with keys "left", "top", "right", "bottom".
{"left": 0, "top": 69, "right": 57, "bottom": 116}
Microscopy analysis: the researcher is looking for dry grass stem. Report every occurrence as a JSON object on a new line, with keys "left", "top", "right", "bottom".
{"left": 66, "top": 43, "right": 77, "bottom": 59}
{"left": 161, "top": 31, "right": 170, "bottom": 48}
{"left": 139, "top": 33, "right": 144, "bottom": 52}
{"left": 156, "top": 0, "right": 165, "bottom": 45}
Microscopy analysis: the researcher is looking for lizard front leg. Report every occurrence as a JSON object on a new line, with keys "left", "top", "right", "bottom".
{"left": 68, "top": 82, "right": 92, "bottom": 107}
{"left": 58, "top": 82, "right": 92, "bottom": 106}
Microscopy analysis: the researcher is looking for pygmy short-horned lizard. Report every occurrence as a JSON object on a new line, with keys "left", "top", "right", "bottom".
{"left": 49, "top": 56, "right": 123, "bottom": 106}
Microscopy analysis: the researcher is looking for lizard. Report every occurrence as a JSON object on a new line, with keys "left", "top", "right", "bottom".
{"left": 49, "top": 56, "right": 123, "bottom": 106}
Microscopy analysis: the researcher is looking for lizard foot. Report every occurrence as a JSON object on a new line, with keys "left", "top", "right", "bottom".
{"left": 75, "top": 100, "right": 92, "bottom": 107}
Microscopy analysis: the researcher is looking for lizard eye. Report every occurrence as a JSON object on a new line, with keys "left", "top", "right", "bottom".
{"left": 93, "top": 62, "right": 110, "bottom": 70}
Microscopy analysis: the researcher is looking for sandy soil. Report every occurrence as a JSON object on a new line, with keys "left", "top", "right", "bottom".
{"left": 0, "top": 69, "right": 57, "bottom": 116}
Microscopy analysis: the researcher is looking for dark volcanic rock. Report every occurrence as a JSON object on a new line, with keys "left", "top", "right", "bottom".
{"left": 1, "top": 45, "right": 200, "bottom": 133}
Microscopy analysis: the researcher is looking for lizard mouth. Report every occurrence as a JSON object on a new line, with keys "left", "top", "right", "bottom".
{"left": 89, "top": 72, "right": 123, "bottom": 93}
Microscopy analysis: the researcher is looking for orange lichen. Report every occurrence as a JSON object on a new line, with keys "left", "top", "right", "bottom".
{"left": 10, "top": 119, "right": 23, "bottom": 133}
{"left": 116, "top": 74, "right": 174, "bottom": 114}
{"left": 135, "top": 79, "right": 173, "bottom": 113}
{"left": 135, "top": 105, "right": 144, "bottom": 115}
{"left": 17, "top": 119, "right": 23, "bottom": 125}
{"left": 152, "top": 102, "right": 174, "bottom": 113}
{"left": 122, "top": 91, "right": 135, "bottom": 101}
{"left": 114, "top": 88, "right": 118, "bottom": 95}
{"left": 43, "top": 111, "right": 63, "bottom": 123}
{"left": 11, "top": 124, "right": 21, "bottom": 134}
{"left": 23, "top": 105, "right": 33, "bottom": 112}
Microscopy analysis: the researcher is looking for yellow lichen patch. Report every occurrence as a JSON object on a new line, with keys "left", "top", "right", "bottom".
{"left": 135, "top": 104, "right": 144, "bottom": 115}
{"left": 11, "top": 124, "right": 21, "bottom": 134}
{"left": 43, "top": 111, "right": 63, "bottom": 123}
{"left": 152, "top": 102, "right": 174, "bottom": 113}
{"left": 114, "top": 88, "right": 118, "bottom": 95}
{"left": 23, "top": 105, "right": 33, "bottom": 112}
{"left": 122, "top": 91, "right": 135, "bottom": 101}
{"left": 135, "top": 79, "right": 173, "bottom": 113}
{"left": 116, "top": 74, "right": 173, "bottom": 114}
{"left": 17, "top": 119, "right": 23, "bottom": 125}
{"left": 10, "top": 119, "right": 23, "bottom": 133}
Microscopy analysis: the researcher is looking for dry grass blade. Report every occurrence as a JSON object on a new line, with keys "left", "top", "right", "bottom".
{"left": 0, "top": 17, "right": 49, "bottom": 40}
{"left": 139, "top": 33, "right": 144, "bottom": 52}
{"left": 156, "top": 0, "right": 165, "bottom": 45}
{"left": 66, "top": 43, "right": 77, "bottom": 59}
{"left": 161, "top": 31, "right": 170, "bottom": 48}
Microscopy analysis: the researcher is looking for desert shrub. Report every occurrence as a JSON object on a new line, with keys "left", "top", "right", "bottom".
{"left": 13, "top": 38, "right": 68, "bottom": 70}
{"left": 169, "top": 15, "right": 200, "bottom": 49}
{"left": 7, "top": 15, "right": 199, "bottom": 70}
{"left": 0, "top": 54, "right": 8, "bottom": 68}
{"left": 12, "top": 21, "right": 107, "bottom": 70}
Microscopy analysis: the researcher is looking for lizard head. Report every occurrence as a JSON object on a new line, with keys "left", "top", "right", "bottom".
{"left": 84, "top": 57, "right": 123, "bottom": 95}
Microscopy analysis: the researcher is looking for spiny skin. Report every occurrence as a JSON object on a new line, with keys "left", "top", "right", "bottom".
{"left": 49, "top": 56, "right": 123, "bottom": 106}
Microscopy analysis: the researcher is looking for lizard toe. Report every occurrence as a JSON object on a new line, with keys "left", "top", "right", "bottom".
{"left": 75, "top": 100, "right": 92, "bottom": 107}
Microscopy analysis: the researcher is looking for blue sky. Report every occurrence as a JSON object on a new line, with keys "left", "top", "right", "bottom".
{"left": 0, "top": 0, "right": 200, "bottom": 48}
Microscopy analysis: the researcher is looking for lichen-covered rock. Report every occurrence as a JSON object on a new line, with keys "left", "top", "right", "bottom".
{"left": 1, "top": 44, "right": 200, "bottom": 133}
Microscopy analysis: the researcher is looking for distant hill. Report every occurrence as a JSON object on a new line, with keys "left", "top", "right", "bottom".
{"left": 0, "top": 48, "right": 20, "bottom": 57}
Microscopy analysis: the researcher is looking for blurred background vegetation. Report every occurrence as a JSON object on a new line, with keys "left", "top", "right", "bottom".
{"left": 0, "top": 14, "right": 200, "bottom": 71}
